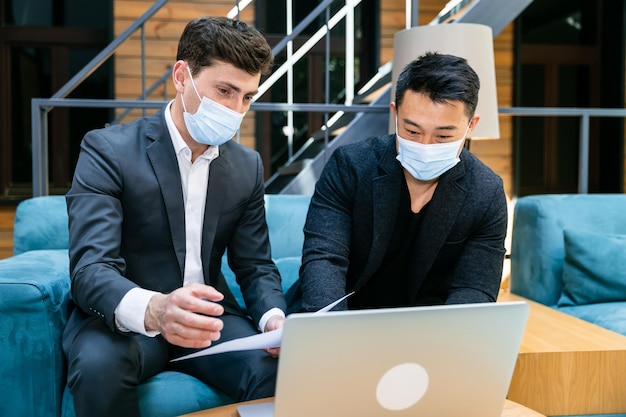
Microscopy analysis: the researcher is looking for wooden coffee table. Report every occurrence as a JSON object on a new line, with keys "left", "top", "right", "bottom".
{"left": 180, "top": 397, "right": 545, "bottom": 417}
{"left": 499, "top": 290, "right": 626, "bottom": 416}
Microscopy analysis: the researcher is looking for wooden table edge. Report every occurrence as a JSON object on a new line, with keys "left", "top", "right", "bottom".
{"left": 179, "top": 398, "right": 545, "bottom": 417}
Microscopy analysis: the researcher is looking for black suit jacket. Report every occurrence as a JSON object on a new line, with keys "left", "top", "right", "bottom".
{"left": 298, "top": 134, "right": 507, "bottom": 311}
{"left": 65, "top": 108, "right": 285, "bottom": 335}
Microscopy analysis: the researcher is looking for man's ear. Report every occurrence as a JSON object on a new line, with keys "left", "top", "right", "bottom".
{"left": 171, "top": 60, "right": 187, "bottom": 94}
{"left": 466, "top": 114, "right": 480, "bottom": 137}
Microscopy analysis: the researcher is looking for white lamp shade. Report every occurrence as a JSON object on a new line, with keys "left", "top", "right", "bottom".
{"left": 389, "top": 23, "right": 500, "bottom": 139}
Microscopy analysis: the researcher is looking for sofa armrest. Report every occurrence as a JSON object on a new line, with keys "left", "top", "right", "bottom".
{"left": 14, "top": 196, "right": 69, "bottom": 255}
{"left": 0, "top": 249, "right": 70, "bottom": 417}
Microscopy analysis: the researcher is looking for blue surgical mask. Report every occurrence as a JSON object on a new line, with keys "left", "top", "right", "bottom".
{"left": 181, "top": 66, "right": 245, "bottom": 146}
{"left": 396, "top": 121, "right": 469, "bottom": 181}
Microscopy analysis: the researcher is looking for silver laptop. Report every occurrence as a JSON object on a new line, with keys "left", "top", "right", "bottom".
{"left": 238, "top": 301, "right": 529, "bottom": 417}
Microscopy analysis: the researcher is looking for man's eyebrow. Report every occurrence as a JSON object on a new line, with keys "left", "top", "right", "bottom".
{"left": 400, "top": 118, "right": 457, "bottom": 131}
{"left": 219, "top": 81, "right": 258, "bottom": 96}
{"left": 401, "top": 118, "right": 420, "bottom": 129}
{"left": 435, "top": 125, "right": 458, "bottom": 131}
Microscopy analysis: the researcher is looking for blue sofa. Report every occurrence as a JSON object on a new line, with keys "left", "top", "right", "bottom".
{"left": 510, "top": 194, "right": 626, "bottom": 336}
{"left": 0, "top": 194, "right": 310, "bottom": 417}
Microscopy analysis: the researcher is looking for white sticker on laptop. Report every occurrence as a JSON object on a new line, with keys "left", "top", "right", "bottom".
{"left": 376, "top": 362, "right": 429, "bottom": 411}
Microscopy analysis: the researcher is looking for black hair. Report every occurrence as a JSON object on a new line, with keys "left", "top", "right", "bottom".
{"left": 395, "top": 52, "right": 480, "bottom": 118}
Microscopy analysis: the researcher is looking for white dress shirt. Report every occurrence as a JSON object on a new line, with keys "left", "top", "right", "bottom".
{"left": 115, "top": 101, "right": 283, "bottom": 336}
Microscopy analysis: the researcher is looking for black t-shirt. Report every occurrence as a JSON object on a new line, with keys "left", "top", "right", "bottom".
{"left": 349, "top": 183, "right": 427, "bottom": 309}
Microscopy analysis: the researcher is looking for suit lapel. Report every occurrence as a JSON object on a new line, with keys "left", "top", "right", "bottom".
{"left": 408, "top": 159, "right": 467, "bottom": 300}
{"left": 201, "top": 149, "right": 229, "bottom": 283}
{"left": 145, "top": 111, "right": 186, "bottom": 278}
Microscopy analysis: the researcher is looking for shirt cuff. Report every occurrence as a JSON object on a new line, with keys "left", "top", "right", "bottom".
{"left": 259, "top": 307, "right": 285, "bottom": 332}
{"left": 114, "top": 287, "right": 161, "bottom": 337}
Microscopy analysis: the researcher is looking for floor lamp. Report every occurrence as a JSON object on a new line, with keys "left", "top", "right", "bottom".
{"left": 389, "top": 23, "right": 500, "bottom": 141}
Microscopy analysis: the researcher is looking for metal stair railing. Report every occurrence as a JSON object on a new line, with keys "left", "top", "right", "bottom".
{"left": 31, "top": 0, "right": 169, "bottom": 196}
{"left": 30, "top": 0, "right": 618, "bottom": 197}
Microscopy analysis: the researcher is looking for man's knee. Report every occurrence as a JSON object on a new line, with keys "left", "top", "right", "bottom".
{"left": 66, "top": 325, "right": 137, "bottom": 387}
{"left": 236, "top": 352, "right": 278, "bottom": 400}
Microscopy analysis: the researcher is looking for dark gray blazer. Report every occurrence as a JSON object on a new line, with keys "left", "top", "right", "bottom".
{"left": 65, "top": 109, "right": 285, "bottom": 334}
{"left": 298, "top": 134, "right": 507, "bottom": 311}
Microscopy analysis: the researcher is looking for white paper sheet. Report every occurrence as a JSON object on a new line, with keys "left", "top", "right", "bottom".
{"left": 171, "top": 292, "right": 354, "bottom": 362}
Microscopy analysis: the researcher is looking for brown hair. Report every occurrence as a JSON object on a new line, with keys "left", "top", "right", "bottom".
{"left": 176, "top": 16, "right": 273, "bottom": 76}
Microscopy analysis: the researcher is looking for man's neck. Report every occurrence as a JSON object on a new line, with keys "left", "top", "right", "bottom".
{"left": 404, "top": 171, "right": 438, "bottom": 213}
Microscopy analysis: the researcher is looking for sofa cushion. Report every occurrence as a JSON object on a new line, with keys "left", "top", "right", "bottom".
{"left": 558, "top": 229, "right": 626, "bottom": 307}
{"left": 222, "top": 255, "right": 302, "bottom": 311}
{"left": 275, "top": 256, "right": 301, "bottom": 291}
{"left": 264, "top": 195, "right": 310, "bottom": 259}
{"left": 559, "top": 301, "right": 626, "bottom": 337}
{"left": 221, "top": 194, "right": 310, "bottom": 310}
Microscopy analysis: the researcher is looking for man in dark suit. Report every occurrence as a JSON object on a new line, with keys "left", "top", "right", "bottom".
{"left": 63, "top": 17, "right": 286, "bottom": 417}
{"left": 292, "top": 52, "right": 507, "bottom": 312}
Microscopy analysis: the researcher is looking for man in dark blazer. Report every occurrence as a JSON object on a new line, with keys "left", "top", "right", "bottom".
{"left": 63, "top": 17, "right": 286, "bottom": 417}
{"left": 293, "top": 52, "right": 507, "bottom": 312}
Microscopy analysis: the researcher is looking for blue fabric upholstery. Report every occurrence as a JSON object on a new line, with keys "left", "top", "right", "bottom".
{"left": 0, "top": 249, "right": 70, "bottom": 417}
{"left": 0, "top": 194, "right": 311, "bottom": 417}
{"left": 263, "top": 195, "right": 310, "bottom": 259}
{"left": 559, "top": 302, "right": 626, "bottom": 336}
{"left": 61, "top": 372, "right": 234, "bottom": 417}
{"left": 558, "top": 229, "right": 626, "bottom": 306}
{"left": 222, "top": 194, "right": 309, "bottom": 309}
{"left": 13, "top": 195, "right": 69, "bottom": 255}
{"left": 510, "top": 194, "right": 626, "bottom": 334}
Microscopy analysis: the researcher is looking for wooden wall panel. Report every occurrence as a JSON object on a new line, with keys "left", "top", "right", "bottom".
{"left": 0, "top": 206, "right": 14, "bottom": 259}
{"left": 115, "top": 57, "right": 174, "bottom": 78}
{"left": 115, "top": 1, "right": 241, "bottom": 21}
{"left": 114, "top": 20, "right": 189, "bottom": 41}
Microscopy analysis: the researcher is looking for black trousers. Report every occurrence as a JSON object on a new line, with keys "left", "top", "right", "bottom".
{"left": 63, "top": 311, "right": 278, "bottom": 417}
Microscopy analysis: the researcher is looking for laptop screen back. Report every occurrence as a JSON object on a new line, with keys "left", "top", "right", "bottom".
{"left": 270, "top": 301, "right": 529, "bottom": 417}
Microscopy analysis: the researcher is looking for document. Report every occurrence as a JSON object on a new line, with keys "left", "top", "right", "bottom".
{"left": 171, "top": 292, "right": 353, "bottom": 362}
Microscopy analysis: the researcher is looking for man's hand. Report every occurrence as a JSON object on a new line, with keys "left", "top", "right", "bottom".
{"left": 264, "top": 314, "right": 285, "bottom": 358}
{"left": 145, "top": 283, "right": 224, "bottom": 348}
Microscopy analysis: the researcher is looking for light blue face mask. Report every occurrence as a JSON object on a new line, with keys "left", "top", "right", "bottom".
{"left": 182, "top": 66, "right": 245, "bottom": 146}
{"left": 395, "top": 121, "right": 470, "bottom": 181}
